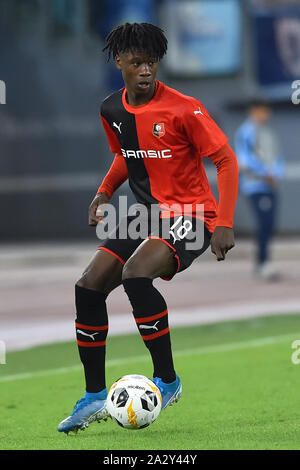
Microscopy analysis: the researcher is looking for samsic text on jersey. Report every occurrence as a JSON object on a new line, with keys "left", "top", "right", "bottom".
{"left": 100, "top": 80, "right": 228, "bottom": 233}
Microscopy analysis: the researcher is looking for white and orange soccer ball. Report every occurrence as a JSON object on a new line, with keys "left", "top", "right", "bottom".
{"left": 106, "top": 374, "right": 162, "bottom": 429}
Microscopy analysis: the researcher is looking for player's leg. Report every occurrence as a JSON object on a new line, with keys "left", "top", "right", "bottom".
{"left": 250, "top": 193, "right": 268, "bottom": 265}
{"left": 257, "top": 192, "right": 277, "bottom": 262}
{"left": 58, "top": 249, "right": 124, "bottom": 433}
{"left": 74, "top": 248, "right": 124, "bottom": 393}
{"left": 257, "top": 191, "right": 278, "bottom": 279}
{"left": 121, "top": 238, "right": 181, "bottom": 409}
{"left": 249, "top": 192, "right": 278, "bottom": 279}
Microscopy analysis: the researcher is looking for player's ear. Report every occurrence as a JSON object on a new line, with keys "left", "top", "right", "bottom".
{"left": 115, "top": 55, "right": 122, "bottom": 70}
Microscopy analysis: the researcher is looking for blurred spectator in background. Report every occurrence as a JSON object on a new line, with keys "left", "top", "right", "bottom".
{"left": 235, "top": 99, "right": 285, "bottom": 281}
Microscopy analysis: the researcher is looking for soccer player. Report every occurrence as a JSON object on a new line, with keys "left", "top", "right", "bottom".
{"left": 58, "top": 23, "right": 239, "bottom": 434}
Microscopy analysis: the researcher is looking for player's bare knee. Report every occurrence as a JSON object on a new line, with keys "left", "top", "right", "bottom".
{"left": 75, "top": 275, "right": 91, "bottom": 290}
{"left": 121, "top": 263, "right": 136, "bottom": 280}
{"left": 122, "top": 258, "right": 146, "bottom": 280}
{"left": 76, "top": 266, "right": 101, "bottom": 290}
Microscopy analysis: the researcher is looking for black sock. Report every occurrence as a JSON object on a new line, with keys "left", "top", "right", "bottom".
{"left": 122, "top": 277, "right": 176, "bottom": 383}
{"left": 75, "top": 284, "right": 108, "bottom": 393}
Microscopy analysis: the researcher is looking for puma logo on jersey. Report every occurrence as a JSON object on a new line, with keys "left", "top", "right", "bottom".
{"left": 121, "top": 148, "right": 172, "bottom": 159}
{"left": 194, "top": 107, "right": 203, "bottom": 115}
{"left": 138, "top": 321, "right": 160, "bottom": 331}
{"left": 113, "top": 121, "right": 122, "bottom": 133}
{"left": 77, "top": 329, "right": 100, "bottom": 341}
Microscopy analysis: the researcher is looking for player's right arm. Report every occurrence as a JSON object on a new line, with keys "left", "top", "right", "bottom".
{"left": 88, "top": 153, "right": 128, "bottom": 226}
{"left": 89, "top": 101, "right": 128, "bottom": 226}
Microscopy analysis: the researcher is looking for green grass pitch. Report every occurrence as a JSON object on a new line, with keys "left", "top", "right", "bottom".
{"left": 1, "top": 313, "right": 300, "bottom": 450}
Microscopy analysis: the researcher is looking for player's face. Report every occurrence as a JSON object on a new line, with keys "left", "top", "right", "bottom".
{"left": 115, "top": 50, "right": 159, "bottom": 99}
{"left": 250, "top": 105, "right": 271, "bottom": 124}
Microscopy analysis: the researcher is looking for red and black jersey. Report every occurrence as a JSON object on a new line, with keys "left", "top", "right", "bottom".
{"left": 100, "top": 80, "right": 230, "bottom": 233}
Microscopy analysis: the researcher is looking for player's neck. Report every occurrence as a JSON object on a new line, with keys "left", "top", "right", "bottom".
{"left": 125, "top": 82, "right": 156, "bottom": 107}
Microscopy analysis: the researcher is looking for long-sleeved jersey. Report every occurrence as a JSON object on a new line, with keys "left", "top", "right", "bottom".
{"left": 98, "top": 80, "right": 239, "bottom": 232}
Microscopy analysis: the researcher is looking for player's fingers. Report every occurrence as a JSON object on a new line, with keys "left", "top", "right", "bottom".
{"left": 88, "top": 211, "right": 100, "bottom": 225}
{"left": 223, "top": 243, "right": 234, "bottom": 255}
{"left": 88, "top": 208, "right": 97, "bottom": 224}
{"left": 96, "top": 207, "right": 106, "bottom": 219}
{"left": 214, "top": 246, "right": 225, "bottom": 261}
{"left": 89, "top": 215, "right": 105, "bottom": 226}
{"left": 211, "top": 241, "right": 223, "bottom": 256}
{"left": 226, "top": 242, "right": 234, "bottom": 250}
{"left": 89, "top": 203, "right": 103, "bottom": 224}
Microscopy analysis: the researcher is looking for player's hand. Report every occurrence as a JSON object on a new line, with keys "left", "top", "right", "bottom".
{"left": 88, "top": 193, "right": 110, "bottom": 226}
{"left": 264, "top": 174, "right": 276, "bottom": 187}
{"left": 210, "top": 226, "right": 235, "bottom": 261}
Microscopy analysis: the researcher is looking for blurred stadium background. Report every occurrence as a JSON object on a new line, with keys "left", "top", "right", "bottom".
{"left": 0, "top": 0, "right": 299, "bottom": 354}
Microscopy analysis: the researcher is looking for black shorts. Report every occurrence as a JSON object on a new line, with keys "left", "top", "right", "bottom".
{"left": 97, "top": 211, "right": 212, "bottom": 281}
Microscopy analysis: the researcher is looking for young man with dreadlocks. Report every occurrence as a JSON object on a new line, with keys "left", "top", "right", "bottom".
{"left": 58, "top": 23, "right": 239, "bottom": 434}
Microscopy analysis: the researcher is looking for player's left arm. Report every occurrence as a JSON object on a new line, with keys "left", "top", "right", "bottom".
{"left": 208, "top": 143, "right": 239, "bottom": 261}
{"left": 180, "top": 99, "right": 239, "bottom": 260}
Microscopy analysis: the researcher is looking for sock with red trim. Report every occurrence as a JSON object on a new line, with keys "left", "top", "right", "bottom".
{"left": 75, "top": 284, "right": 108, "bottom": 393}
{"left": 122, "top": 277, "right": 176, "bottom": 383}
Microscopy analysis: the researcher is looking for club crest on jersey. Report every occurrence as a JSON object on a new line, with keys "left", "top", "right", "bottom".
{"left": 153, "top": 122, "right": 165, "bottom": 138}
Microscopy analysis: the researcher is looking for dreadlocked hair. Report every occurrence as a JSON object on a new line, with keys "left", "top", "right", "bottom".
{"left": 103, "top": 22, "right": 168, "bottom": 62}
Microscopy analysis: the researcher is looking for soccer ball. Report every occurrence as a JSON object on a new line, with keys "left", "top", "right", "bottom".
{"left": 106, "top": 374, "right": 162, "bottom": 429}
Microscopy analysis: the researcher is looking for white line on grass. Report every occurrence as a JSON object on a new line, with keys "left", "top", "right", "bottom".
{"left": 3, "top": 300, "right": 300, "bottom": 352}
{"left": 0, "top": 332, "right": 298, "bottom": 384}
